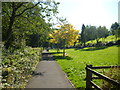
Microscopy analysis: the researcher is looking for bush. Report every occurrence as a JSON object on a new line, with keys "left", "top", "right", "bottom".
{"left": 105, "top": 41, "right": 116, "bottom": 46}
{"left": 101, "top": 68, "right": 120, "bottom": 89}
{"left": 2, "top": 46, "right": 42, "bottom": 88}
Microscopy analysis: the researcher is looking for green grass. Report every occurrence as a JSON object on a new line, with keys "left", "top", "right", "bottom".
{"left": 86, "top": 35, "right": 120, "bottom": 44}
{"left": 50, "top": 45, "right": 119, "bottom": 88}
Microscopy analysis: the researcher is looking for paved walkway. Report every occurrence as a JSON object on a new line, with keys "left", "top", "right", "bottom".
{"left": 26, "top": 50, "right": 73, "bottom": 88}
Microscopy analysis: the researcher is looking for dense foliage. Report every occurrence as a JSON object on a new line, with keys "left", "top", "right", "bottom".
{"left": 49, "top": 24, "right": 79, "bottom": 55}
{"left": 2, "top": 47, "right": 42, "bottom": 88}
{"left": 1, "top": 1, "right": 60, "bottom": 88}
{"left": 2, "top": 1, "right": 59, "bottom": 49}
{"left": 80, "top": 24, "right": 109, "bottom": 46}
{"left": 49, "top": 24, "right": 79, "bottom": 47}
{"left": 110, "top": 22, "right": 120, "bottom": 38}
{"left": 102, "top": 68, "right": 120, "bottom": 89}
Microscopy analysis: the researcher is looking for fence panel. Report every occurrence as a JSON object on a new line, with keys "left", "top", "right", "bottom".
{"left": 85, "top": 64, "right": 120, "bottom": 89}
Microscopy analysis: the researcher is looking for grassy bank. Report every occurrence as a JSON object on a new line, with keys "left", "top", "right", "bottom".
{"left": 50, "top": 45, "right": 119, "bottom": 88}
{"left": 86, "top": 35, "right": 120, "bottom": 44}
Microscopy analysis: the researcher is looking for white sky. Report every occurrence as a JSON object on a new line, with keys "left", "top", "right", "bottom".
{"left": 54, "top": 0, "right": 119, "bottom": 30}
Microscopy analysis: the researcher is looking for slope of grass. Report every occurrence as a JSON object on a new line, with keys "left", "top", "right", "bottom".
{"left": 50, "top": 45, "right": 119, "bottom": 88}
{"left": 86, "top": 35, "right": 120, "bottom": 44}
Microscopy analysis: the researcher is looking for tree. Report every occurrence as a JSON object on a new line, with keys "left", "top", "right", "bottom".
{"left": 49, "top": 24, "right": 79, "bottom": 56}
{"left": 2, "top": 1, "right": 60, "bottom": 49}
{"left": 111, "top": 22, "right": 119, "bottom": 35}
{"left": 80, "top": 25, "right": 97, "bottom": 46}
{"left": 80, "top": 25, "right": 109, "bottom": 46}
{"left": 85, "top": 26, "right": 96, "bottom": 41}
{"left": 96, "top": 26, "right": 109, "bottom": 43}
{"left": 2, "top": 2, "right": 39, "bottom": 49}
{"left": 80, "top": 24, "right": 86, "bottom": 46}
{"left": 27, "top": 34, "right": 40, "bottom": 47}
{"left": 116, "top": 27, "right": 120, "bottom": 38}
{"left": 110, "top": 22, "right": 120, "bottom": 39}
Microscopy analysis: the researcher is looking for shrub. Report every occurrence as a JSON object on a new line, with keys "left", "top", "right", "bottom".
{"left": 101, "top": 68, "right": 120, "bottom": 89}
{"left": 2, "top": 47, "right": 42, "bottom": 88}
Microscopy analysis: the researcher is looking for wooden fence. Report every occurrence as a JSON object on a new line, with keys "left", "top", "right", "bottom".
{"left": 85, "top": 64, "right": 120, "bottom": 89}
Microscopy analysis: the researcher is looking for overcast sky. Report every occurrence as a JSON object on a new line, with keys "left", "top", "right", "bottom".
{"left": 55, "top": 0, "right": 119, "bottom": 30}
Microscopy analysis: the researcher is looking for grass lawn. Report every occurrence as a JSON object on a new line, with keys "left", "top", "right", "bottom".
{"left": 49, "top": 45, "right": 119, "bottom": 88}
{"left": 86, "top": 35, "right": 120, "bottom": 44}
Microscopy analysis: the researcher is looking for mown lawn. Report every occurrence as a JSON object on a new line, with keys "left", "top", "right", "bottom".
{"left": 50, "top": 45, "right": 119, "bottom": 88}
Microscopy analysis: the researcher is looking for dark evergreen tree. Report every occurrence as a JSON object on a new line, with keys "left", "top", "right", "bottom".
{"left": 80, "top": 24, "right": 86, "bottom": 46}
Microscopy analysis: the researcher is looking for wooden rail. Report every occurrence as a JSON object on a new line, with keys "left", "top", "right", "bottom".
{"left": 85, "top": 64, "right": 120, "bottom": 89}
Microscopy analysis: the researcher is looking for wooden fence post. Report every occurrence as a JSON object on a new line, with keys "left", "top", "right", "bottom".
{"left": 86, "top": 64, "right": 92, "bottom": 89}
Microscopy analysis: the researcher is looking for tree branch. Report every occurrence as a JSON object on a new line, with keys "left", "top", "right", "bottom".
{"left": 15, "top": 2, "right": 26, "bottom": 11}
{"left": 20, "top": 15, "right": 33, "bottom": 24}
{"left": 15, "top": 2, "right": 40, "bottom": 17}
{"left": 2, "top": 10, "right": 10, "bottom": 18}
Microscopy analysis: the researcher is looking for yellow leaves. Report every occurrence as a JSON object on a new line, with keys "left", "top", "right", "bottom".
{"left": 49, "top": 34, "right": 53, "bottom": 37}
{"left": 3, "top": 67, "right": 13, "bottom": 73}
{"left": 49, "top": 39, "right": 58, "bottom": 43}
{"left": 57, "top": 25, "right": 61, "bottom": 27}
{"left": 7, "top": 67, "right": 12, "bottom": 72}
{"left": 49, "top": 24, "right": 80, "bottom": 46}
{"left": 54, "top": 30, "right": 58, "bottom": 33}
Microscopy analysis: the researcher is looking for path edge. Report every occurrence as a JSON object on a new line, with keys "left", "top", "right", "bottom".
{"left": 55, "top": 61, "right": 75, "bottom": 88}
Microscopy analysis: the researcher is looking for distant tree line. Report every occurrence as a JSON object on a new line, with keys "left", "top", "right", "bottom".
{"left": 80, "top": 22, "right": 120, "bottom": 47}
{"left": 110, "top": 22, "right": 120, "bottom": 39}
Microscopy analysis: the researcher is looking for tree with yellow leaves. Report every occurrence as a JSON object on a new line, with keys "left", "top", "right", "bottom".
{"left": 49, "top": 24, "right": 80, "bottom": 56}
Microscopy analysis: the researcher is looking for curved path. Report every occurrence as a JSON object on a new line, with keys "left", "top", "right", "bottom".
{"left": 26, "top": 50, "right": 73, "bottom": 88}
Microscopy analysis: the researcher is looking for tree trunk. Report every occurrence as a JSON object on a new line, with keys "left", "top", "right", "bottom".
{"left": 57, "top": 48, "right": 60, "bottom": 53}
{"left": 84, "top": 42, "right": 86, "bottom": 47}
{"left": 4, "top": 3, "right": 16, "bottom": 49}
{"left": 63, "top": 39, "right": 66, "bottom": 56}
{"left": 63, "top": 47, "right": 65, "bottom": 56}
{"left": 4, "top": 16, "right": 15, "bottom": 49}
{"left": 96, "top": 39, "right": 99, "bottom": 44}
{"left": 73, "top": 41, "right": 76, "bottom": 47}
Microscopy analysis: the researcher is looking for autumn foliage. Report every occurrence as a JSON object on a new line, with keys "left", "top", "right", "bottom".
{"left": 49, "top": 24, "right": 80, "bottom": 47}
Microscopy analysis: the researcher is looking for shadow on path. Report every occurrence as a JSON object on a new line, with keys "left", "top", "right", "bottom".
{"left": 42, "top": 53, "right": 55, "bottom": 61}
{"left": 32, "top": 71, "right": 44, "bottom": 76}
{"left": 42, "top": 50, "right": 73, "bottom": 61}
{"left": 26, "top": 49, "right": 73, "bottom": 88}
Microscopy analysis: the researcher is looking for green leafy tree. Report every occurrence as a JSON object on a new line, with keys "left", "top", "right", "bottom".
{"left": 111, "top": 22, "right": 119, "bottom": 35}
{"left": 80, "top": 25, "right": 109, "bottom": 46}
{"left": 110, "top": 22, "right": 120, "bottom": 39}
{"left": 86, "top": 25, "right": 96, "bottom": 41}
{"left": 2, "top": 1, "right": 60, "bottom": 49}
{"left": 80, "top": 25, "right": 96, "bottom": 46}
{"left": 96, "top": 26, "right": 109, "bottom": 43}
{"left": 2, "top": 2, "right": 39, "bottom": 49}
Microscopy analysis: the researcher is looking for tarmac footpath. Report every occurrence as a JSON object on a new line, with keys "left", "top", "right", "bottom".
{"left": 26, "top": 50, "right": 73, "bottom": 88}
